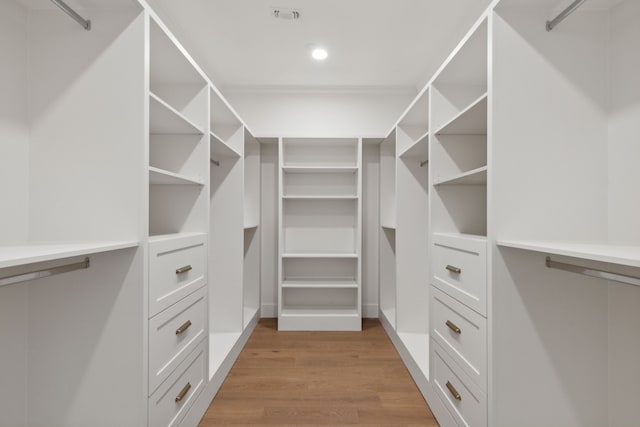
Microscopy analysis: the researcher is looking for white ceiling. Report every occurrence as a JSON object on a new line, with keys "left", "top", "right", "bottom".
{"left": 146, "top": 0, "right": 493, "bottom": 90}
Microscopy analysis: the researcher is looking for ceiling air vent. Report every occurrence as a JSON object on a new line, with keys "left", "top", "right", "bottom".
{"left": 271, "top": 7, "right": 301, "bottom": 20}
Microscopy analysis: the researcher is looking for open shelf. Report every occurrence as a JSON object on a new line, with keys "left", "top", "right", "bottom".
{"left": 0, "top": 241, "right": 139, "bottom": 269}
{"left": 283, "top": 195, "right": 358, "bottom": 200}
{"left": 435, "top": 93, "right": 487, "bottom": 136}
{"left": 283, "top": 166, "right": 358, "bottom": 174}
{"left": 434, "top": 166, "right": 487, "bottom": 186}
{"left": 148, "top": 232, "right": 207, "bottom": 244}
{"left": 282, "top": 279, "right": 358, "bottom": 289}
{"left": 381, "top": 223, "right": 397, "bottom": 230}
{"left": 282, "top": 252, "right": 359, "bottom": 259}
{"left": 433, "top": 232, "right": 487, "bottom": 243}
{"left": 497, "top": 240, "right": 640, "bottom": 268}
{"left": 210, "top": 132, "right": 241, "bottom": 159}
{"left": 149, "top": 166, "right": 204, "bottom": 185}
{"left": 149, "top": 92, "right": 205, "bottom": 135}
{"left": 399, "top": 132, "right": 429, "bottom": 159}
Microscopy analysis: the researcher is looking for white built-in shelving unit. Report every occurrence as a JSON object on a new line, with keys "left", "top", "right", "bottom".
{"left": 278, "top": 138, "right": 363, "bottom": 331}
{"left": 0, "top": 1, "right": 261, "bottom": 425}
{"left": 379, "top": 88, "right": 431, "bottom": 381}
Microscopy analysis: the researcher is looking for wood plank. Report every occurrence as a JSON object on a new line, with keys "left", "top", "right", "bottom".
{"left": 198, "top": 318, "right": 437, "bottom": 425}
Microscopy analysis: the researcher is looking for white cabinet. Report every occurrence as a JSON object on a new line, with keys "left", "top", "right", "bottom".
{"left": 278, "top": 138, "right": 362, "bottom": 331}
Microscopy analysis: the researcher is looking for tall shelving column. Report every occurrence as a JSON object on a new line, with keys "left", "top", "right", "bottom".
{"left": 429, "top": 18, "right": 489, "bottom": 427}
{"left": 208, "top": 87, "right": 245, "bottom": 376}
{"left": 379, "top": 131, "right": 397, "bottom": 329}
{"left": 278, "top": 138, "right": 362, "bottom": 331}
{"left": 147, "top": 14, "right": 210, "bottom": 425}
{"left": 396, "top": 89, "right": 430, "bottom": 377}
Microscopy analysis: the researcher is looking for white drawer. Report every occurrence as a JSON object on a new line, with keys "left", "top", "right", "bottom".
{"left": 149, "top": 342, "right": 206, "bottom": 427}
{"left": 432, "top": 233, "right": 487, "bottom": 316}
{"left": 149, "top": 233, "right": 207, "bottom": 317}
{"left": 432, "top": 340, "right": 487, "bottom": 427}
{"left": 431, "top": 286, "right": 487, "bottom": 390}
{"left": 149, "top": 288, "right": 206, "bottom": 393}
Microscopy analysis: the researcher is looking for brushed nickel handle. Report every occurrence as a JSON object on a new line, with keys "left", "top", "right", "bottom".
{"left": 176, "top": 265, "right": 192, "bottom": 275}
{"left": 175, "top": 382, "right": 191, "bottom": 402}
{"left": 446, "top": 381, "right": 461, "bottom": 401}
{"left": 446, "top": 265, "right": 461, "bottom": 274}
{"left": 175, "top": 320, "right": 192, "bottom": 335}
{"left": 446, "top": 320, "right": 461, "bottom": 334}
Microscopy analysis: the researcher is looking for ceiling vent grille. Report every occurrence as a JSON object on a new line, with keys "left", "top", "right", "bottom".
{"left": 271, "top": 7, "right": 301, "bottom": 20}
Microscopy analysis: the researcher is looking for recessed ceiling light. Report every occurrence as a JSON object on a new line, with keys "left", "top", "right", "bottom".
{"left": 311, "top": 47, "right": 328, "bottom": 61}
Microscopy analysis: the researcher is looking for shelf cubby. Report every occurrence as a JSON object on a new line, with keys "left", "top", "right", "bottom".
{"left": 397, "top": 88, "right": 430, "bottom": 150}
{"left": 431, "top": 19, "right": 488, "bottom": 132}
{"left": 282, "top": 198, "right": 357, "bottom": 255}
{"left": 282, "top": 138, "right": 359, "bottom": 167}
{"left": 149, "top": 166, "right": 204, "bottom": 186}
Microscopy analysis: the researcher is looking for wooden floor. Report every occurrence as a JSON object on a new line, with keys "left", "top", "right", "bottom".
{"left": 199, "top": 318, "right": 438, "bottom": 426}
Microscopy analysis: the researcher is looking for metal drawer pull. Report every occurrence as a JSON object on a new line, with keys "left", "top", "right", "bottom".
{"left": 445, "top": 320, "right": 461, "bottom": 334}
{"left": 446, "top": 381, "right": 462, "bottom": 401}
{"left": 446, "top": 265, "right": 461, "bottom": 274}
{"left": 175, "top": 382, "right": 191, "bottom": 402}
{"left": 175, "top": 265, "right": 192, "bottom": 275}
{"left": 175, "top": 320, "right": 192, "bottom": 335}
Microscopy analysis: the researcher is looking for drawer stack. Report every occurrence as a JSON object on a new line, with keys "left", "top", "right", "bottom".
{"left": 148, "top": 234, "right": 208, "bottom": 427}
{"left": 430, "top": 233, "right": 487, "bottom": 427}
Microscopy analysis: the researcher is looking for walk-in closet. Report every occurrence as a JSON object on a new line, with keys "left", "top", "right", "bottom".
{"left": 1, "top": 0, "right": 638, "bottom": 426}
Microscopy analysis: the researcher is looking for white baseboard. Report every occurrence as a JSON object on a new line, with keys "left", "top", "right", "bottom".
{"left": 262, "top": 303, "right": 378, "bottom": 319}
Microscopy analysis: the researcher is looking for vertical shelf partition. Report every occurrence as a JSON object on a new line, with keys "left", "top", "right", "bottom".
{"left": 278, "top": 138, "right": 363, "bottom": 331}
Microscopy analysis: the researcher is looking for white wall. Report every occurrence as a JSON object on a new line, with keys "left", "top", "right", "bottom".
{"left": 224, "top": 88, "right": 415, "bottom": 138}
{"left": 0, "top": 0, "right": 29, "bottom": 244}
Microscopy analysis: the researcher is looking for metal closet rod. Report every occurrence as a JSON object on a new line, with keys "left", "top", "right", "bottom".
{"left": 545, "top": 256, "right": 640, "bottom": 287}
{"left": 0, "top": 257, "right": 91, "bottom": 287}
{"left": 50, "top": 0, "right": 91, "bottom": 31}
{"left": 546, "top": 0, "right": 587, "bottom": 31}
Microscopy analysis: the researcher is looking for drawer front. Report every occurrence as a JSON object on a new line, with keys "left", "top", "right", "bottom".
{"left": 149, "top": 342, "right": 206, "bottom": 427}
{"left": 149, "top": 234, "right": 206, "bottom": 317}
{"left": 432, "top": 234, "right": 487, "bottom": 316}
{"left": 149, "top": 288, "right": 206, "bottom": 393}
{"left": 432, "top": 341, "right": 487, "bottom": 427}
{"left": 431, "top": 286, "right": 487, "bottom": 390}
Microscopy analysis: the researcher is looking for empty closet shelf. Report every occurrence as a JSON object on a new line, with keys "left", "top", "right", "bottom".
{"left": 282, "top": 279, "right": 358, "bottom": 289}
{"left": 282, "top": 252, "right": 358, "bottom": 259}
{"left": 435, "top": 93, "right": 487, "bottom": 135}
{"left": 282, "top": 166, "right": 358, "bottom": 174}
{"left": 434, "top": 166, "right": 487, "bottom": 186}
{"left": 496, "top": 240, "right": 640, "bottom": 268}
{"left": 0, "top": 241, "right": 138, "bottom": 269}
{"left": 149, "top": 92, "right": 205, "bottom": 135}
{"left": 149, "top": 167, "right": 204, "bottom": 185}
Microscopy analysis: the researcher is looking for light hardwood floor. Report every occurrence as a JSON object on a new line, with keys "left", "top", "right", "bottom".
{"left": 199, "top": 318, "right": 438, "bottom": 426}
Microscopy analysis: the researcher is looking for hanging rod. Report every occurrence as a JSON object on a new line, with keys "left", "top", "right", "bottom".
{"left": 420, "top": 160, "right": 429, "bottom": 167}
{"left": 210, "top": 159, "right": 220, "bottom": 166}
{"left": 50, "top": 0, "right": 91, "bottom": 31}
{"left": 546, "top": 0, "right": 587, "bottom": 31}
{"left": 545, "top": 256, "right": 640, "bottom": 287}
{"left": 0, "top": 257, "right": 90, "bottom": 288}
